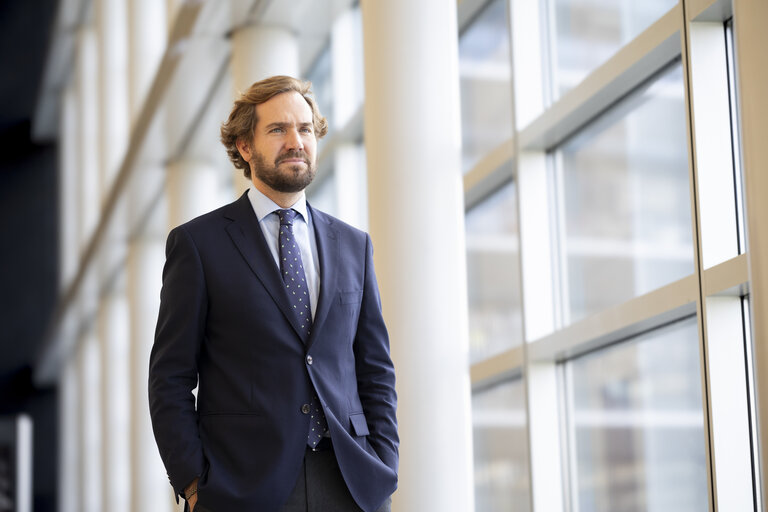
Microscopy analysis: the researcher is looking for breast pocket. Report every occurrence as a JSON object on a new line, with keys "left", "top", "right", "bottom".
{"left": 339, "top": 290, "right": 363, "bottom": 305}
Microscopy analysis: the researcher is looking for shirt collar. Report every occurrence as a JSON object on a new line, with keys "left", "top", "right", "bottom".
{"left": 247, "top": 183, "right": 309, "bottom": 224}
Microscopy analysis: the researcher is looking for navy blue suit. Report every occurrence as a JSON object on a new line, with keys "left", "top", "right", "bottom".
{"left": 149, "top": 192, "right": 398, "bottom": 512}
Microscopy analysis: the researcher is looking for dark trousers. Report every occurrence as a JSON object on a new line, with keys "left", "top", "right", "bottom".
{"left": 280, "top": 445, "right": 391, "bottom": 512}
{"left": 192, "top": 445, "right": 391, "bottom": 512}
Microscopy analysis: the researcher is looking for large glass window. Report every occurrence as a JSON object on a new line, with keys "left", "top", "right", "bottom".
{"left": 564, "top": 317, "right": 708, "bottom": 511}
{"left": 306, "top": 43, "right": 334, "bottom": 141}
{"left": 459, "top": 0, "right": 514, "bottom": 173}
{"left": 473, "top": 378, "right": 531, "bottom": 512}
{"left": 466, "top": 181, "right": 523, "bottom": 362}
{"left": 554, "top": 61, "right": 693, "bottom": 324}
{"left": 548, "top": 0, "right": 677, "bottom": 98}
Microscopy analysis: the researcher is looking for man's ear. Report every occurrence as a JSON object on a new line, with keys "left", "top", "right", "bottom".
{"left": 236, "top": 137, "right": 252, "bottom": 162}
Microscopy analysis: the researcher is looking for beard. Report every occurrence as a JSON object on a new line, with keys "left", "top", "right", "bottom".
{"left": 251, "top": 149, "right": 316, "bottom": 193}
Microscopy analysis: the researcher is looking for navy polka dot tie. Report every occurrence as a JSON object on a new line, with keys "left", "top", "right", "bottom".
{"left": 276, "top": 209, "right": 328, "bottom": 448}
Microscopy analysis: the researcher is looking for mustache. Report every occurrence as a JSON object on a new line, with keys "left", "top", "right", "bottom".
{"left": 275, "top": 150, "right": 310, "bottom": 165}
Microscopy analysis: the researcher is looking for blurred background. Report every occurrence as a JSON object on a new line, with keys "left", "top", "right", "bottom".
{"left": 1, "top": 0, "right": 767, "bottom": 511}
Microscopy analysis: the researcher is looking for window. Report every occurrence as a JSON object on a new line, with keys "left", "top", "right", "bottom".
{"left": 459, "top": 0, "right": 514, "bottom": 173}
{"left": 553, "top": 62, "right": 693, "bottom": 324}
{"left": 473, "top": 378, "right": 531, "bottom": 512}
{"left": 466, "top": 181, "right": 523, "bottom": 362}
{"left": 548, "top": 0, "right": 678, "bottom": 98}
{"left": 306, "top": 43, "right": 334, "bottom": 142}
{"left": 564, "top": 317, "right": 708, "bottom": 511}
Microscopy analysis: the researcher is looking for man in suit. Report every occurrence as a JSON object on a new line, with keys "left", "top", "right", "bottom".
{"left": 149, "top": 75, "right": 398, "bottom": 512}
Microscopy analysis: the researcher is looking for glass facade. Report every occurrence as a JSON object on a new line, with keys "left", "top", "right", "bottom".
{"left": 459, "top": 0, "right": 514, "bottom": 173}
{"left": 473, "top": 379, "right": 531, "bottom": 512}
{"left": 565, "top": 317, "right": 707, "bottom": 511}
{"left": 549, "top": 0, "right": 678, "bottom": 98}
{"left": 555, "top": 62, "right": 693, "bottom": 323}
{"left": 465, "top": 181, "right": 523, "bottom": 362}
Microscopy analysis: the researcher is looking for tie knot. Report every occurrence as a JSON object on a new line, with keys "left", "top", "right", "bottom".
{"left": 276, "top": 208, "right": 298, "bottom": 226}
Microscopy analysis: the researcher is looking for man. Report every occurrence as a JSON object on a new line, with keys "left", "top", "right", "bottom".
{"left": 149, "top": 75, "right": 398, "bottom": 512}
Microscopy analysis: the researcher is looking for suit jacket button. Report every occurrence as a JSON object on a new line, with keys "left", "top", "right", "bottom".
{"left": 301, "top": 404, "right": 311, "bottom": 414}
{"left": 306, "top": 355, "right": 313, "bottom": 365}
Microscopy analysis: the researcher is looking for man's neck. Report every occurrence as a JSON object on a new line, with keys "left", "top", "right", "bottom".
{"left": 251, "top": 178, "right": 303, "bottom": 209}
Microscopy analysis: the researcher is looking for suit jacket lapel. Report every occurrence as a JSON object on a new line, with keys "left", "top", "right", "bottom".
{"left": 224, "top": 193, "right": 307, "bottom": 341}
{"left": 307, "top": 203, "right": 338, "bottom": 350}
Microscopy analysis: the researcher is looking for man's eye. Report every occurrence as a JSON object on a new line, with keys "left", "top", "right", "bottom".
{"left": 270, "top": 128, "right": 284, "bottom": 133}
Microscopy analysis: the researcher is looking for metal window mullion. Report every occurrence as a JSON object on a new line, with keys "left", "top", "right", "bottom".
{"left": 680, "top": 1, "right": 716, "bottom": 509}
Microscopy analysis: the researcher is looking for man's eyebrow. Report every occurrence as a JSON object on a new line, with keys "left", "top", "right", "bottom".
{"left": 264, "top": 121, "right": 313, "bottom": 130}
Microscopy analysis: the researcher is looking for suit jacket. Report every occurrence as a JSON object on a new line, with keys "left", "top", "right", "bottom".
{"left": 148, "top": 192, "right": 398, "bottom": 512}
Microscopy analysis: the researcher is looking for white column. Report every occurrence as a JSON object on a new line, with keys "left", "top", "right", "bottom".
{"left": 95, "top": 2, "right": 132, "bottom": 509}
{"left": 127, "top": 1, "right": 175, "bottom": 509}
{"left": 73, "top": 26, "right": 104, "bottom": 512}
{"left": 59, "top": 355, "right": 80, "bottom": 512}
{"left": 75, "top": 28, "right": 100, "bottom": 255}
{"left": 127, "top": 0, "right": 167, "bottom": 128}
{"left": 59, "top": 83, "right": 80, "bottom": 289}
{"left": 167, "top": 158, "right": 221, "bottom": 226}
{"left": 78, "top": 331, "right": 103, "bottom": 512}
{"left": 733, "top": 0, "right": 768, "bottom": 508}
{"left": 126, "top": 190, "right": 172, "bottom": 512}
{"left": 165, "top": 46, "right": 224, "bottom": 226}
{"left": 229, "top": 25, "right": 299, "bottom": 197}
{"left": 97, "top": 280, "right": 131, "bottom": 512}
{"left": 96, "top": 0, "right": 129, "bottom": 199}
{"left": 361, "top": 1, "right": 474, "bottom": 510}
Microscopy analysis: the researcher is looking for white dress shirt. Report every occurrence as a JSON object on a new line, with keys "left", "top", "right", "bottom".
{"left": 247, "top": 183, "right": 320, "bottom": 318}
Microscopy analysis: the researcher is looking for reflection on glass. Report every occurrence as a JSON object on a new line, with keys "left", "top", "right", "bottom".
{"left": 306, "top": 44, "right": 333, "bottom": 142}
{"left": 465, "top": 181, "right": 523, "bottom": 362}
{"left": 459, "top": 0, "right": 514, "bottom": 173}
{"left": 565, "top": 317, "right": 707, "bottom": 511}
{"left": 551, "top": 0, "right": 677, "bottom": 97}
{"left": 473, "top": 379, "right": 531, "bottom": 512}
{"left": 557, "top": 62, "right": 693, "bottom": 323}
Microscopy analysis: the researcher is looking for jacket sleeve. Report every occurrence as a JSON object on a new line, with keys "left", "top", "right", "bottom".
{"left": 148, "top": 225, "right": 207, "bottom": 497}
{"left": 353, "top": 234, "right": 399, "bottom": 474}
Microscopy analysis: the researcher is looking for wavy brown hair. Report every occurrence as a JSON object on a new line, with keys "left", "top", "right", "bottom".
{"left": 220, "top": 75, "right": 328, "bottom": 177}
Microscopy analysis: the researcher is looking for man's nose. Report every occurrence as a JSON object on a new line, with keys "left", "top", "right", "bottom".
{"left": 285, "top": 129, "right": 304, "bottom": 150}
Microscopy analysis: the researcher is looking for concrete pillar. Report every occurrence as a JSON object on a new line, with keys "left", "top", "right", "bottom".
{"left": 95, "top": 2, "right": 132, "bottom": 509}
{"left": 127, "top": 0, "right": 175, "bottom": 509}
{"left": 229, "top": 25, "right": 299, "bottom": 197}
{"left": 127, "top": 0, "right": 167, "bottom": 128}
{"left": 126, "top": 197, "right": 171, "bottom": 512}
{"left": 78, "top": 331, "right": 103, "bottom": 512}
{"left": 59, "top": 355, "right": 80, "bottom": 512}
{"left": 96, "top": 0, "right": 129, "bottom": 200}
{"left": 167, "top": 158, "right": 221, "bottom": 226}
{"left": 73, "top": 27, "right": 104, "bottom": 512}
{"left": 97, "top": 284, "right": 131, "bottom": 512}
{"left": 733, "top": 0, "right": 768, "bottom": 508}
{"left": 74, "top": 28, "right": 100, "bottom": 256}
{"left": 59, "top": 84, "right": 79, "bottom": 289}
{"left": 361, "top": 1, "right": 474, "bottom": 510}
{"left": 165, "top": 44, "right": 224, "bottom": 226}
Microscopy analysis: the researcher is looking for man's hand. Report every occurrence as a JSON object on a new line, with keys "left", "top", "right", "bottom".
{"left": 184, "top": 478, "right": 199, "bottom": 511}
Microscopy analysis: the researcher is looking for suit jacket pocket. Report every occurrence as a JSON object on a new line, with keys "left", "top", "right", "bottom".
{"left": 339, "top": 290, "right": 363, "bottom": 305}
{"left": 349, "top": 411, "right": 370, "bottom": 436}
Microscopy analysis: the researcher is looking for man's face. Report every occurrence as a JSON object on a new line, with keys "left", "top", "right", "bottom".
{"left": 242, "top": 91, "right": 318, "bottom": 194}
